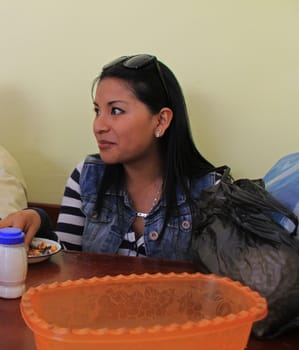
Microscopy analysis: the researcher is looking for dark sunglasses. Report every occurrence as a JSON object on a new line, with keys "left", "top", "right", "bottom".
{"left": 103, "top": 54, "right": 170, "bottom": 105}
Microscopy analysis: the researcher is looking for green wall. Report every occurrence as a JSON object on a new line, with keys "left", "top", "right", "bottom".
{"left": 1, "top": 0, "right": 298, "bottom": 203}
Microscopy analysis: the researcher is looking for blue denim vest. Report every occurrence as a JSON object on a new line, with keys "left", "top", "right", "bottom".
{"left": 80, "top": 154, "right": 217, "bottom": 261}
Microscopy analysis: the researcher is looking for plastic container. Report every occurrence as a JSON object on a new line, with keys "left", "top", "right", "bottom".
{"left": 0, "top": 227, "right": 27, "bottom": 298}
{"left": 20, "top": 272, "right": 267, "bottom": 350}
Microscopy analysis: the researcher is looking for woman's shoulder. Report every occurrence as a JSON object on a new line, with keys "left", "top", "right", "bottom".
{"left": 79, "top": 154, "right": 106, "bottom": 194}
{"left": 193, "top": 169, "right": 222, "bottom": 187}
{"left": 68, "top": 154, "right": 105, "bottom": 184}
{"left": 81, "top": 153, "right": 106, "bottom": 174}
{"left": 190, "top": 169, "right": 222, "bottom": 199}
{"left": 83, "top": 153, "right": 104, "bottom": 165}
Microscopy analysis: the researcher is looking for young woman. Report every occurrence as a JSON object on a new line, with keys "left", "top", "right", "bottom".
{"left": 0, "top": 54, "right": 218, "bottom": 260}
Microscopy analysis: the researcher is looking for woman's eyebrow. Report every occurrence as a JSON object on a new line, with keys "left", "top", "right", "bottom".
{"left": 93, "top": 100, "right": 128, "bottom": 107}
{"left": 107, "top": 100, "right": 128, "bottom": 105}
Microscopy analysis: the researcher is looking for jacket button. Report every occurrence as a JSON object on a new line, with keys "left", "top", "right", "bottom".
{"left": 149, "top": 231, "right": 159, "bottom": 241}
{"left": 181, "top": 220, "right": 191, "bottom": 230}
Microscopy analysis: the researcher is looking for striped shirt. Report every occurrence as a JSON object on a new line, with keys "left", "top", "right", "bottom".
{"left": 55, "top": 161, "right": 146, "bottom": 257}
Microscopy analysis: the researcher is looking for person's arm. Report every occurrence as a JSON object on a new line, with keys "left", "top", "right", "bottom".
{"left": 0, "top": 146, "right": 28, "bottom": 219}
{"left": 0, "top": 160, "right": 86, "bottom": 249}
{"left": 55, "top": 161, "right": 86, "bottom": 250}
{"left": 0, "top": 209, "right": 46, "bottom": 248}
{"left": 29, "top": 207, "right": 58, "bottom": 241}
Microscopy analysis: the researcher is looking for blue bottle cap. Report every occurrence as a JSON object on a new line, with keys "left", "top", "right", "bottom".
{"left": 0, "top": 227, "right": 25, "bottom": 244}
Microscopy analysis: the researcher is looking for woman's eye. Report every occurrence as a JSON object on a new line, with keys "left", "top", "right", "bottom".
{"left": 93, "top": 106, "right": 124, "bottom": 117}
{"left": 111, "top": 107, "right": 123, "bottom": 115}
{"left": 94, "top": 107, "right": 100, "bottom": 116}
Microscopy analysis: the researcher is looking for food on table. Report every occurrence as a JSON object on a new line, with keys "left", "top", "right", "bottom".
{"left": 28, "top": 240, "right": 58, "bottom": 257}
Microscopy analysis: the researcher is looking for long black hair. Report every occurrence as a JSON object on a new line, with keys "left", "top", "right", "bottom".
{"left": 92, "top": 54, "right": 214, "bottom": 219}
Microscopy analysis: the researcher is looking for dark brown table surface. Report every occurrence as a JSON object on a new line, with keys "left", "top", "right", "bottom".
{"left": 0, "top": 250, "right": 298, "bottom": 350}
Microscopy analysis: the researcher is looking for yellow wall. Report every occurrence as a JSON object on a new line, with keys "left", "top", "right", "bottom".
{"left": 1, "top": 1, "right": 298, "bottom": 203}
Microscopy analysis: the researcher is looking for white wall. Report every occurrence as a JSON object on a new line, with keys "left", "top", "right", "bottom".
{"left": 1, "top": 0, "right": 298, "bottom": 203}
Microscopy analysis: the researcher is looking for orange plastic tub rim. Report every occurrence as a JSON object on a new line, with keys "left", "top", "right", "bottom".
{"left": 20, "top": 272, "right": 267, "bottom": 350}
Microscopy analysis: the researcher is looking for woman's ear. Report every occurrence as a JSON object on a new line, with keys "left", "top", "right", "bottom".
{"left": 155, "top": 107, "right": 173, "bottom": 138}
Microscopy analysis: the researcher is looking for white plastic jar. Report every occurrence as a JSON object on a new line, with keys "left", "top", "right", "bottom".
{"left": 0, "top": 227, "right": 27, "bottom": 298}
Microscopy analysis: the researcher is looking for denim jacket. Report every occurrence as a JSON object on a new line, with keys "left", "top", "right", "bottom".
{"left": 79, "top": 154, "right": 217, "bottom": 261}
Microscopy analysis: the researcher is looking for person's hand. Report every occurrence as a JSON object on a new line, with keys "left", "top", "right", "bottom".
{"left": 0, "top": 210, "right": 41, "bottom": 249}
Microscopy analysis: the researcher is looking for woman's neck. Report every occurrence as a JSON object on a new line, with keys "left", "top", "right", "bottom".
{"left": 124, "top": 154, "right": 163, "bottom": 189}
{"left": 124, "top": 156, "right": 163, "bottom": 216}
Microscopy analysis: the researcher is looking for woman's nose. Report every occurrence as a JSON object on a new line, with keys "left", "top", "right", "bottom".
{"left": 93, "top": 115, "right": 110, "bottom": 133}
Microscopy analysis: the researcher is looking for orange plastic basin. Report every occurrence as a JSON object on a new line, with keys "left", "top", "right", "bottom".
{"left": 20, "top": 272, "right": 267, "bottom": 350}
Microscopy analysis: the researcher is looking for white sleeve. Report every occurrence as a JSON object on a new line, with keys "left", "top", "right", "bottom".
{"left": 0, "top": 145, "right": 28, "bottom": 218}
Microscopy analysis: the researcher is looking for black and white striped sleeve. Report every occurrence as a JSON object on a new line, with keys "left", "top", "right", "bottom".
{"left": 55, "top": 161, "right": 85, "bottom": 250}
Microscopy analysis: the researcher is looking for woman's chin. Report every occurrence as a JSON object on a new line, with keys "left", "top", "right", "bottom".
{"left": 99, "top": 153, "right": 120, "bottom": 164}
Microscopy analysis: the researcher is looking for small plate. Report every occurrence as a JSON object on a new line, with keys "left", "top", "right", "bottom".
{"left": 28, "top": 238, "right": 61, "bottom": 264}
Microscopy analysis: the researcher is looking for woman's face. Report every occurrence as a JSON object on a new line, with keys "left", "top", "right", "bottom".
{"left": 93, "top": 77, "right": 160, "bottom": 165}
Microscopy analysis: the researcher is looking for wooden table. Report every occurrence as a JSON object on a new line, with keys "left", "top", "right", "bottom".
{"left": 1, "top": 250, "right": 298, "bottom": 350}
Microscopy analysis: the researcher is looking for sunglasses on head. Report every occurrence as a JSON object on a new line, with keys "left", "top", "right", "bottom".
{"left": 103, "top": 54, "right": 170, "bottom": 105}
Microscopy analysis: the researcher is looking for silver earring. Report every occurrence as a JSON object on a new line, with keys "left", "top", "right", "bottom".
{"left": 155, "top": 129, "right": 161, "bottom": 138}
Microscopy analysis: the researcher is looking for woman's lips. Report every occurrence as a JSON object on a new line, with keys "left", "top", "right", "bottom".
{"left": 97, "top": 140, "right": 115, "bottom": 150}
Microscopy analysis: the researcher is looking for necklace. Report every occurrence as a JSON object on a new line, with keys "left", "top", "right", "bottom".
{"left": 136, "top": 212, "right": 149, "bottom": 218}
{"left": 135, "top": 186, "right": 161, "bottom": 219}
